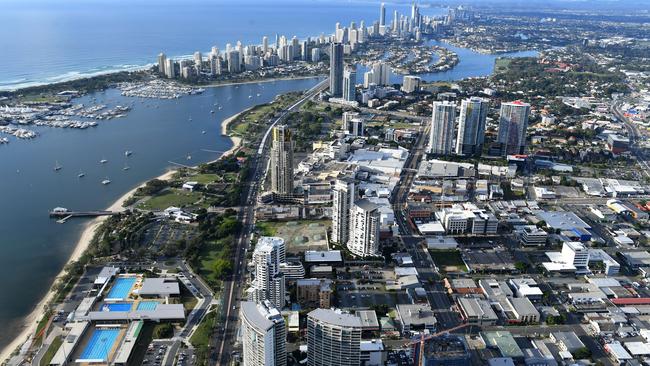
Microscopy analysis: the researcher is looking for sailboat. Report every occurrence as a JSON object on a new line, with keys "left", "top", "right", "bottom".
{"left": 186, "top": 153, "right": 192, "bottom": 160}
{"left": 123, "top": 162, "right": 130, "bottom": 171}
{"left": 100, "top": 158, "right": 108, "bottom": 164}
{"left": 53, "top": 161, "right": 62, "bottom": 171}
{"left": 125, "top": 150, "right": 132, "bottom": 157}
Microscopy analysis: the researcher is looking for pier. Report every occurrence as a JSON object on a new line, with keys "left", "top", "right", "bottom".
{"left": 49, "top": 208, "right": 117, "bottom": 223}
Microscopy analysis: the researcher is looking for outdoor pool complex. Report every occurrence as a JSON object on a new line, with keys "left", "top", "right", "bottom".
{"left": 79, "top": 328, "right": 120, "bottom": 362}
{"left": 136, "top": 301, "right": 158, "bottom": 311}
{"left": 106, "top": 277, "right": 136, "bottom": 299}
{"left": 102, "top": 303, "right": 132, "bottom": 312}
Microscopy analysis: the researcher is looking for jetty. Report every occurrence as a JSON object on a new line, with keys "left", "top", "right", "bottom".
{"left": 49, "top": 207, "right": 117, "bottom": 223}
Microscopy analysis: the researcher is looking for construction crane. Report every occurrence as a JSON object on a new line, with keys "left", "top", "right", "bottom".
{"left": 404, "top": 323, "right": 472, "bottom": 366}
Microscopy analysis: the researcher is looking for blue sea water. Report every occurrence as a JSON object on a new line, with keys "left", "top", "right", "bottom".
{"left": 0, "top": 0, "right": 540, "bottom": 356}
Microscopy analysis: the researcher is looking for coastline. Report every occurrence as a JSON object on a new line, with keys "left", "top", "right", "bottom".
{"left": 0, "top": 109, "right": 244, "bottom": 364}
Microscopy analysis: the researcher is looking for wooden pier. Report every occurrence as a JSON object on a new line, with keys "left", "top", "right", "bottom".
{"left": 49, "top": 208, "right": 117, "bottom": 223}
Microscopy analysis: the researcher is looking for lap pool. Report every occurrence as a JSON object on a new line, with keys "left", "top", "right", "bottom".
{"left": 136, "top": 301, "right": 158, "bottom": 311}
{"left": 106, "top": 277, "right": 136, "bottom": 299}
{"left": 78, "top": 328, "right": 120, "bottom": 362}
{"left": 101, "top": 302, "right": 132, "bottom": 312}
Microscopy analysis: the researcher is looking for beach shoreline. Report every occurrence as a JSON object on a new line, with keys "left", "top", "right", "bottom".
{"left": 0, "top": 109, "right": 244, "bottom": 364}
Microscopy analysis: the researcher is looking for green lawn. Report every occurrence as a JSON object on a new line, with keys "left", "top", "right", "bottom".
{"left": 190, "top": 311, "right": 218, "bottom": 366}
{"left": 429, "top": 250, "right": 468, "bottom": 272}
{"left": 191, "top": 174, "right": 220, "bottom": 184}
{"left": 40, "top": 336, "right": 63, "bottom": 366}
{"left": 138, "top": 189, "right": 202, "bottom": 210}
{"left": 256, "top": 221, "right": 280, "bottom": 236}
{"left": 495, "top": 58, "right": 512, "bottom": 72}
{"left": 194, "top": 238, "right": 233, "bottom": 287}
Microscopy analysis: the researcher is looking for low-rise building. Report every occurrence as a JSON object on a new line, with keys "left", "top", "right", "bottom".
{"left": 395, "top": 303, "right": 437, "bottom": 334}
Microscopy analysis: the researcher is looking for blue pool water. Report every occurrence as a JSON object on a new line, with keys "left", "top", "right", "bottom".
{"left": 79, "top": 328, "right": 120, "bottom": 361}
{"left": 106, "top": 277, "right": 136, "bottom": 299}
{"left": 102, "top": 303, "right": 132, "bottom": 312}
{"left": 136, "top": 301, "right": 158, "bottom": 311}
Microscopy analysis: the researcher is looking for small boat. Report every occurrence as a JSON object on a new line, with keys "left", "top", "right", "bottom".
{"left": 201, "top": 130, "right": 206, "bottom": 134}
{"left": 186, "top": 153, "right": 192, "bottom": 160}
{"left": 101, "top": 177, "right": 111, "bottom": 185}
{"left": 188, "top": 116, "right": 192, "bottom": 121}
{"left": 78, "top": 172, "right": 85, "bottom": 178}
{"left": 248, "top": 95, "right": 252, "bottom": 99}
{"left": 100, "top": 158, "right": 108, "bottom": 164}
{"left": 218, "top": 106, "right": 222, "bottom": 110}
{"left": 257, "top": 93, "right": 261, "bottom": 96}
{"left": 210, "top": 110, "right": 215, "bottom": 114}
{"left": 123, "top": 164, "right": 130, "bottom": 171}
{"left": 54, "top": 161, "right": 62, "bottom": 171}
{"left": 125, "top": 150, "right": 132, "bottom": 157}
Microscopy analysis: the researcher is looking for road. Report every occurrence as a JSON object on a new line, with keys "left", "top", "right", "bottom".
{"left": 210, "top": 79, "right": 329, "bottom": 366}
{"left": 612, "top": 102, "right": 650, "bottom": 179}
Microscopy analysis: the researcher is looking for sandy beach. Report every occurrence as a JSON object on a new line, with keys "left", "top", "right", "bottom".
{"left": 0, "top": 113, "right": 244, "bottom": 364}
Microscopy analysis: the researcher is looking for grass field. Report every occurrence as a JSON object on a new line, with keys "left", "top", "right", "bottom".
{"left": 429, "top": 249, "right": 468, "bottom": 272}
{"left": 191, "top": 173, "right": 220, "bottom": 184}
{"left": 195, "top": 238, "right": 232, "bottom": 287}
{"left": 138, "top": 189, "right": 202, "bottom": 210}
{"left": 40, "top": 336, "right": 63, "bottom": 366}
{"left": 256, "top": 221, "right": 281, "bottom": 236}
{"left": 190, "top": 311, "right": 217, "bottom": 366}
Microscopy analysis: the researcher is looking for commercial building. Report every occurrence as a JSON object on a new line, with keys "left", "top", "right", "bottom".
{"left": 457, "top": 298, "right": 498, "bottom": 325}
{"left": 497, "top": 101, "right": 530, "bottom": 156}
{"left": 456, "top": 97, "right": 489, "bottom": 156}
{"left": 395, "top": 303, "right": 437, "bottom": 333}
{"left": 270, "top": 125, "right": 295, "bottom": 195}
{"left": 348, "top": 199, "right": 381, "bottom": 257}
{"left": 543, "top": 241, "right": 591, "bottom": 274}
{"left": 307, "top": 309, "right": 362, "bottom": 366}
{"left": 550, "top": 331, "right": 585, "bottom": 353}
{"left": 428, "top": 101, "right": 456, "bottom": 155}
{"left": 329, "top": 43, "right": 344, "bottom": 97}
{"left": 412, "top": 335, "right": 470, "bottom": 366}
{"left": 438, "top": 204, "right": 498, "bottom": 235}
{"left": 518, "top": 225, "right": 548, "bottom": 246}
{"left": 360, "top": 340, "right": 385, "bottom": 366}
{"left": 240, "top": 301, "right": 287, "bottom": 366}
{"left": 251, "top": 237, "right": 286, "bottom": 309}
{"left": 331, "top": 179, "right": 355, "bottom": 245}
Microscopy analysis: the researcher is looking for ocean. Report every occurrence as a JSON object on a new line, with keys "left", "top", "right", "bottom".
{"left": 0, "top": 0, "right": 538, "bottom": 354}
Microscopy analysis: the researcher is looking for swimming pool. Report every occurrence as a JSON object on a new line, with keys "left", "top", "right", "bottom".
{"left": 106, "top": 277, "right": 136, "bottom": 299}
{"left": 79, "top": 328, "right": 120, "bottom": 362}
{"left": 136, "top": 301, "right": 158, "bottom": 311}
{"left": 102, "top": 302, "right": 132, "bottom": 312}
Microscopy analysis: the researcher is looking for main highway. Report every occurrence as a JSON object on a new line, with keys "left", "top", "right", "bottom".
{"left": 210, "top": 78, "right": 328, "bottom": 366}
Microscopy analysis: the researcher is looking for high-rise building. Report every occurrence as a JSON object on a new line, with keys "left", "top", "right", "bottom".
{"left": 429, "top": 101, "right": 456, "bottom": 155}
{"left": 209, "top": 55, "right": 221, "bottom": 76}
{"left": 456, "top": 97, "right": 489, "bottom": 156}
{"left": 193, "top": 51, "right": 203, "bottom": 71}
{"left": 401, "top": 75, "right": 421, "bottom": 93}
{"left": 157, "top": 53, "right": 167, "bottom": 74}
{"left": 332, "top": 179, "right": 355, "bottom": 245}
{"left": 307, "top": 309, "right": 362, "bottom": 366}
{"left": 301, "top": 41, "right": 309, "bottom": 61}
{"left": 164, "top": 59, "right": 175, "bottom": 79}
{"left": 380, "top": 3, "right": 386, "bottom": 26}
{"left": 343, "top": 67, "right": 357, "bottom": 102}
{"left": 241, "top": 301, "right": 287, "bottom": 366}
{"left": 371, "top": 62, "right": 391, "bottom": 86}
{"left": 392, "top": 10, "right": 399, "bottom": 33}
{"left": 262, "top": 36, "right": 269, "bottom": 54}
{"left": 348, "top": 199, "right": 380, "bottom": 257}
{"left": 251, "top": 237, "right": 286, "bottom": 309}
{"left": 329, "top": 43, "right": 344, "bottom": 97}
{"left": 270, "top": 125, "right": 294, "bottom": 195}
{"left": 227, "top": 50, "right": 241, "bottom": 73}
{"left": 496, "top": 101, "right": 530, "bottom": 155}
{"left": 311, "top": 48, "right": 321, "bottom": 63}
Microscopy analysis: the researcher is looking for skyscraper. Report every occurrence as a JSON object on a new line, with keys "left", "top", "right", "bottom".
{"left": 392, "top": 10, "right": 399, "bottom": 33}
{"left": 380, "top": 3, "right": 386, "bottom": 26}
{"left": 342, "top": 67, "right": 356, "bottom": 102}
{"left": 270, "top": 125, "right": 294, "bottom": 195}
{"left": 429, "top": 101, "right": 456, "bottom": 155}
{"left": 251, "top": 237, "right": 286, "bottom": 309}
{"left": 497, "top": 101, "right": 531, "bottom": 155}
{"left": 209, "top": 55, "right": 221, "bottom": 76}
{"left": 456, "top": 97, "right": 489, "bottom": 156}
{"left": 332, "top": 179, "right": 355, "bottom": 245}
{"left": 348, "top": 199, "right": 380, "bottom": 257}
{"left": 307, "top": 309, "right": 362, "bottom": 366}
{"left": 262, "top": 36, "right": 269, "bottom": 54}
{"left": 164, "top": 59, "right": 175, "bottom": 79}
{"left": 227, "top": 50, "right": 241, "bottom": 73}
{"left": 157, "top": 53, "right": 167, "bottom": 74}
{"left": 241, "top": 301, "right": 287, "bottom": 366}
{"left": 193, "top": 51, "right": 203, "bottom": 71}
{"left": 329, "top": 43, "right": 344, "bottom": 97}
